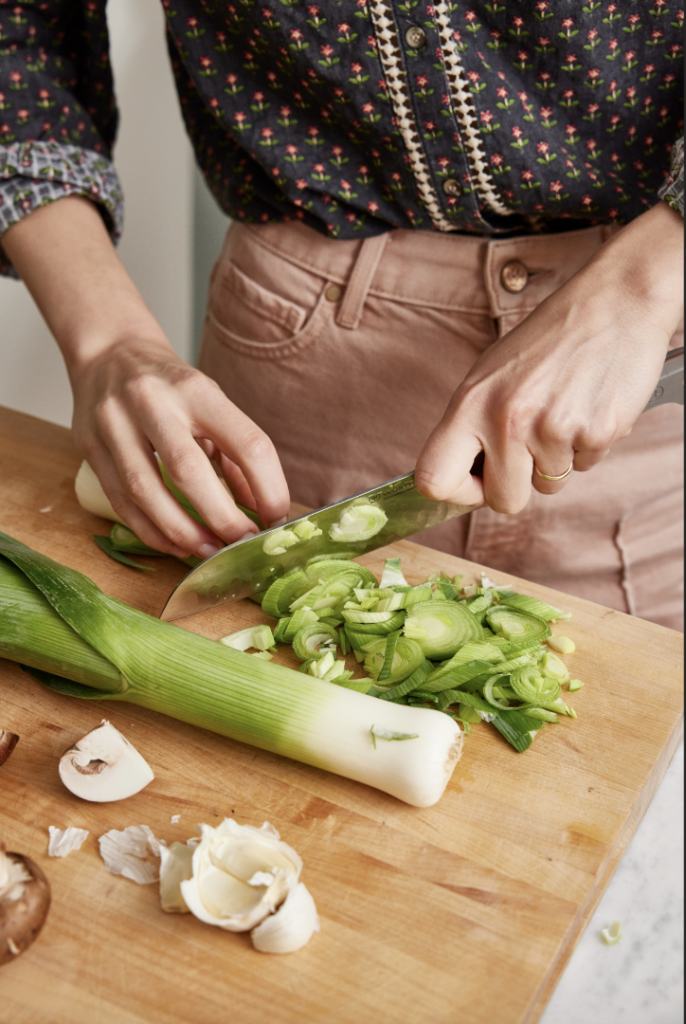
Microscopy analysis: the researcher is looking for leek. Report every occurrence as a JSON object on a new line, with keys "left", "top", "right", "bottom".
{"left": 498, "top": 592, "right": 572, "bottom": 622}
{"left": 363, "top": 635, "right": 424, "bottom": 685}
{"left": 291, "top": 623, "right": 339, "bottom": 662}
{"left": 0, "top": 532, "right": 462, "bottom": 808}
{"left": 219, "top": 625, "right": 275, "bottom": 652}
{"left": 329, "top": 504, "right": 388, "bottom": 543}
{"left": 379, "top": 557, "right": 409, "bottom": 589}
{"left": 547, "top": 636, "right": 576, "bottom": 655}
{"left": 403, "top": 601, "right": 483, "bottom": 659}
{"left": 486, "top": 606, "right": 550, "bottom": 644}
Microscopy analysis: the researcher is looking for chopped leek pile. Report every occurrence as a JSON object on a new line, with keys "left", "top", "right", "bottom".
{"left": 256, "top": 557, "right": 581, "bottom": 753}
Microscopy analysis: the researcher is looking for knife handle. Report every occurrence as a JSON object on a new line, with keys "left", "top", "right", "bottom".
{"left": 645, "top": 346, "right": 684, "bottom": 411}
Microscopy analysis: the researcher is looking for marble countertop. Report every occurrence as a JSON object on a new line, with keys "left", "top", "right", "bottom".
{"left": 539, "top": 742, "right": 684, "bottom": 1024}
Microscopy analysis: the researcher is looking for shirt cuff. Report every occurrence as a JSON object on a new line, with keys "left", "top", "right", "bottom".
{"left": 0, "top": 141, "right": 124, "bottom": 278}
{"left": 658, "top": 136, "right": 684, "bottom": 218}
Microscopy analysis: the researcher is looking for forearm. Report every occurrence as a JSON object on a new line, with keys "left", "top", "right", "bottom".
{"left": 2, "top": 196, "right": 290, "bottom": 555}
{"left": 595, "top": 200, "right": 684, "bottom": 339}
{"left": 2, "top": 196, "right": 169, "bottom": 376}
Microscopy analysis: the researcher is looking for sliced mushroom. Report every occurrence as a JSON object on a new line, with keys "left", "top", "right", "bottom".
{"left": 0, "top": 731, "right": 19, "bottom": 767}
{"left": 58, "top": 720, "right": 154, "bottom": 802}
{"left": 0, "top": 842, "right": 51, "bottom": 967}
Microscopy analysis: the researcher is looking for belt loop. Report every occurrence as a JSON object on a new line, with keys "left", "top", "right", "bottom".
{"left": 336, "top": 232, "right": 389, "bottom": 330}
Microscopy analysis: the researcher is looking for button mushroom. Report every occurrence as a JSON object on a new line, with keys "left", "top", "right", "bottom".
{"left": 58, "top": 720, "right": 154, "bottom": 802}
{"left": 0, "top": 841, "right": 51, "bottom": 966}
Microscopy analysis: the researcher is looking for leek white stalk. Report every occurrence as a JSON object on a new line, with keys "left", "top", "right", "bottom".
{"left": 75, "top": 460, "right": 124, "bottom": 523}
{"left": 0, "top": 532, "right": 462, "bottom": 807}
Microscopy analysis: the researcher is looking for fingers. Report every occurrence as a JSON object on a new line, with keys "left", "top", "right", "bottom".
{"left": 216, "top": 454, "right": 261, "bottom": 515}
{"left": 198, "top": 386, "right": 291, "bottom": 529}
{"left": 93, "top": 390, "right": 256, "bottom": 556}
{"left": 415, "top": 423, "right": 485, "bottom": 509}
{"left": 84, "top": 438, "right": 197, "bottom": 559}
{"left": 481, "top": 442, "right": 535, "bottom": 513}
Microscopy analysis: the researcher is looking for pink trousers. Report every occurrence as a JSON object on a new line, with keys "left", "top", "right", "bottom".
{"left": 198, "top": 220, "right": 684, "bottom": 631}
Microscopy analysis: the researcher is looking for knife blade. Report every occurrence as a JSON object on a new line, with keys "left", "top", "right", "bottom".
{"left": 160, "top": 474, "right": 473, "bottom": 620}
{"left": 160, "top": 348, "right": 684, "bottom": 622}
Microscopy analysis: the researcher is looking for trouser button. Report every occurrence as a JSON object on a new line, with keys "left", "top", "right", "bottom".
{"left": 501, "top": 260, "right": 529, "bottom": 293}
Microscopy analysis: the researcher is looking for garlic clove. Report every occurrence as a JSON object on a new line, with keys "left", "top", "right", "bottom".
{"left": 179, "top": 820, "right": 299, "bottom": 932}
{"left": 159, "top": 842, "right": 193, "bottom": 913}
{"left": 47, "top": 826, "right": 89, "bottom": 858}
{"left": 59, "top": 720, "right": 154, "bottom": 802}
{"left": 251, "top": 881, "right": 320, "bottom": 954}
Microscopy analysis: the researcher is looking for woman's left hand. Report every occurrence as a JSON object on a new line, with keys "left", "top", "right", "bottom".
{"left": 415, "top": 201, "right": 684, "bottom": 513}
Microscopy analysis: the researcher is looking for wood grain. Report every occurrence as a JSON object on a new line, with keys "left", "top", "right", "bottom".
{"left": 0, "top": 406, "right": 682, "bottom": 1024}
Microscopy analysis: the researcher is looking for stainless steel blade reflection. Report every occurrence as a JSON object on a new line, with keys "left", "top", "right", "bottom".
{"left": 160, "top": 472, "right": 473, "bottom": 621}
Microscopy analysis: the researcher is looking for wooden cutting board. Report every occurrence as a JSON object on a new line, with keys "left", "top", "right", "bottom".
{"left": 0, "top": 406, "right": 682, "bottom": 1024}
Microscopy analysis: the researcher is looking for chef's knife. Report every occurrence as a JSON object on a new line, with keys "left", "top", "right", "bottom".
{"left": 160, "top": 348, "right": 683, "bottom": 621}
{"left": 160, "top": 474, "right": 474, "bottom": 620}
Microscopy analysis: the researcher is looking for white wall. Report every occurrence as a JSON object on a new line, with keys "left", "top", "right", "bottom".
{"left": 0, "top": 0, "right": 194, "bottom": 427}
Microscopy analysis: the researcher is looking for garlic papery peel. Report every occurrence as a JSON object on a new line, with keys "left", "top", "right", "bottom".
{"left": 159, "top": 842, "right": 194, "bottom": 913}
{"left": 59, "top": 720, "right": 154, "bottom": 802}
{"left": 99, "top": 825, "right": 163, "bottom": 884}
{"left": 48, "top": 826, "right": 89, "bottom": 858}
{"left": 251, "top": 881, "right": 320, "bottom": 954}
{"left": 179, "top": 819, "right": 303, "bottom": 933}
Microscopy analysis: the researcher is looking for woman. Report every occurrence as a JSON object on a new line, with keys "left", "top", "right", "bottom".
{"left": 1, "top": 1, "right": 683, "bottom": 627}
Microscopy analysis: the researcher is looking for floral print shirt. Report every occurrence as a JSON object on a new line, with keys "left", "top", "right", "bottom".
{"left": 0, "top": 0, "right": 683, "bottom": 277}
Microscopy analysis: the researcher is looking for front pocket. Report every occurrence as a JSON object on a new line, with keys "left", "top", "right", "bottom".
{"left": 207, "top": 262, "right": 332, "bottom": 361}
{"left": 212, "top": 260, "right": 307, "bottom": 345}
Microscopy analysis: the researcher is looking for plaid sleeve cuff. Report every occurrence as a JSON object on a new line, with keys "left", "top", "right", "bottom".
{"left": 0, "top": 141, "right": 124, "bottom": 278}
{"left": 658, "top": 136, "right": 684, "bottom": 218}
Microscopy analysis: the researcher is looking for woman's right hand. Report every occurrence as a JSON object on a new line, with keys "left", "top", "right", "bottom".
{"left": 3, "top": 195, "right": 291, "bottom": 559}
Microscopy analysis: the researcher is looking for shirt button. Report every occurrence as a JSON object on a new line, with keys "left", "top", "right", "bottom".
{"left": 326, "top": 284, "right": 344, "bottom": 302}
{"left": 442, "top": 178, "right": 462, "bottom": 198}
{"left": 405, "top": 25, "right": 426, "bottom": 48}
{"left": 501, "top": 260, "right": 529, "bottom": 293}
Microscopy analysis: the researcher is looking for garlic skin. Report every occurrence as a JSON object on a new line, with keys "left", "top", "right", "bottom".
{"left": 251, "top": 881, "right": 320, "bottom": 954}
{"left": 47, "top": 826, "right": 89, "bottom": 858}
{"left": 159, "top": 842, "right": 194, "bottom": 913}
{"left": 98, "top": 825, "right": 162, "bottom": 884}
{"left": 59, "top": 720, "right": 154, "bottom": 803}
{"left": 179, "top": 820, "right": 303, "bottom": 933}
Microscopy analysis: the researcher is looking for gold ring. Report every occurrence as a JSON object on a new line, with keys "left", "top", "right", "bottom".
{"left": 534, "top": 460, "right": 574, "bottom": 482}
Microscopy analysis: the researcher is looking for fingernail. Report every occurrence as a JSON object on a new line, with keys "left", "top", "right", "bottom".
{"left": 237, "top": 530, "right": 258, "bottom": 543}
{"left": 267, "top": 516, "right": 288, "bottom": 529}
{"left": 198, "top": 542, "right": 222, "bottom": 560}
{"left": 171, "top": 546, "right": 192, "bottom": 559}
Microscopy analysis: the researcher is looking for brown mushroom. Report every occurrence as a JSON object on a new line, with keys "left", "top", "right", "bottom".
{"left": 0, "top": 731, "right": 19, "bottom": 767}
{"left": 0, "top": 841, "right": 51, "bottom": 966}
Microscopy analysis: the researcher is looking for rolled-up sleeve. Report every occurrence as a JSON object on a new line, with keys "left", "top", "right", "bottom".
{"left": 658, "top": 136, "right": 684, "bottom": 219}
{"left": 0, "top": 0, "right": 124, "bottom": 277}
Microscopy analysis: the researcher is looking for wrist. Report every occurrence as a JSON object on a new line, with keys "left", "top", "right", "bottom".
{"left": 600, "top": 202, "right": 684, "bottom": 333}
